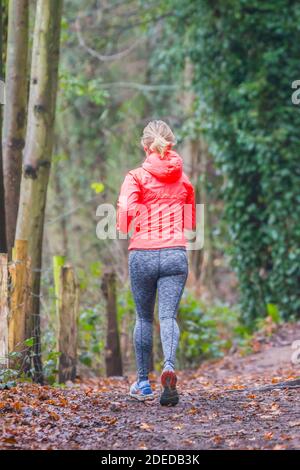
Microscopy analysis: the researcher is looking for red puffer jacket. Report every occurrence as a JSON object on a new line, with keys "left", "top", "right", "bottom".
{"left": 116, "top": 150, "right": 196, "bottom": 250}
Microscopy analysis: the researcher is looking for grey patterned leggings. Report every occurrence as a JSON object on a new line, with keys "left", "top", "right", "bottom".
{"left": 128, "top": 247, "right": 188, "bottom": 382}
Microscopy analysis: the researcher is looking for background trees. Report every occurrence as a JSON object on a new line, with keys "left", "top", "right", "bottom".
{"left": 15, "top": 0, "right": 63, "bottom": 381}
{"left": 0, "top": 0, "right": 299, "bottom": 379}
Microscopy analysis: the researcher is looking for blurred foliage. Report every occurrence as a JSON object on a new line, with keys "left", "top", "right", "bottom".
{"left": 43, "top": 351, "right": 61, "bottom": 385}
{"left": 78, "top": 305, "right": 105, "bottom": 372}
{"left": 0, "top": 368, "right": 19, "bottom": 389}
{"left": 177, "top": 291, "right": 249, "bottom": 368}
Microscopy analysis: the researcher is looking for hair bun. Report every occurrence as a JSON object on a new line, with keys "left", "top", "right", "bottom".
{"left": 141, "top": 120, "right": 176, "bottom": 157}
{"left": 150, "top": 135, "right": 169, "bottom": 156}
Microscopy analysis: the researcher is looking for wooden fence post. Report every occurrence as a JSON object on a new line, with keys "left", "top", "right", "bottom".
{"left": 8, "top": 240, "right": 31, "bottom": 369}
{"left": 53, "top": 255, "right": 66, "bottom": 314}
{"left": 0, "top": 254, "right": 9, "bottom": 368}
{"left": 57, "top": 265, "right": 79, "bottom": 383}
{"left": 101, "top": 268, "right": 123, "bottom": 377}
{"left": 23, "top": 256, "right": 33, "bottom": 373}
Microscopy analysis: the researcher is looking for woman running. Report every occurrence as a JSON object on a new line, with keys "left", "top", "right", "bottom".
{"left": 117, "top": 120, "right": 196, "bottom": 406}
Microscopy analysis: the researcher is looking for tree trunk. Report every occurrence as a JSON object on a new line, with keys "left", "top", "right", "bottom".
{"left": 180, "top": 59, "right": 203, "bottom": 284}
{"left": 0, "top": 0, "right": 7, "bottom": 253}
{"left": 2, "top": 0, "right": 29, "bottom": 257}
{"left": 198, "top": 139, "right": 216, "bottom": 299}
{"left": 15, "top": 0, "right": 63, "bottom": 383}
{"left": 101, "top": 269, "right": 123, "bottom": 377}
{"left": 180, "top": 58, "right": 216, "bottom": 297}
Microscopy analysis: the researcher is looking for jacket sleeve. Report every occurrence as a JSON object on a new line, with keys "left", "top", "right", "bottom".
{"left": 116, "top": 172, "right": 141, "bottom": 234}
{"left": 183, "top": 179, "right": 196, "bottom": 230}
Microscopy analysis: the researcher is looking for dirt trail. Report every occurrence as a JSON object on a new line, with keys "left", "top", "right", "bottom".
{"left": 0, "top": 323, "right": 299, "bottom": 450}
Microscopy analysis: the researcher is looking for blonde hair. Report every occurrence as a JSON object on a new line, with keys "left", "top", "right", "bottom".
{"left": 141, "top": 120, "right": 176, "bottom": 157}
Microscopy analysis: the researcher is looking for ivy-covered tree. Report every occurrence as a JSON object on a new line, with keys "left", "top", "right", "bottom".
{"left": 161, "top": 0, "right": 300, "bottom": 325}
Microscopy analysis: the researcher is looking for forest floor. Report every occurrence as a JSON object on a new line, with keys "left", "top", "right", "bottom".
{"left": 0, "top": 322, "right": 299, "bottom": 450}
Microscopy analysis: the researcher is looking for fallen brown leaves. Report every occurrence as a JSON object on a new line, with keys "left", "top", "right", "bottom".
{"left": 0, "top": 322, "right": 299, "bottom": 450}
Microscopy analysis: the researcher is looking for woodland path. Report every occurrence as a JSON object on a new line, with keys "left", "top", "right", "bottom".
{"left": 0, "top": 323, "right": 299, "bottom": 450}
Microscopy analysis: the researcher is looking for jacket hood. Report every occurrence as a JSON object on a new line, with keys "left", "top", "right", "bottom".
{"left": 142, "top": 150, "right": 183, "bottom": 183}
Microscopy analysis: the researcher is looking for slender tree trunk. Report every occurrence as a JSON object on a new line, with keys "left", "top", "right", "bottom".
{"left": 2, "top": 0, "right": 29, "bottom": 257}
{"left": 180, "top": 59, "right": 203, "bottom": 284}
{"left": 198, "top": 139, "right": 216, "bottom": 298}
{"left": 15, "top": 0, "right": 63, "bottom": 383}
{"left": 180, "top": 58, "right": 216, "bottom": 296}
{"left": 54, "top": 169, "right": 68, "bottom": 256}
{"left": 0, "top": 0, "right": 7, "bottom": 252}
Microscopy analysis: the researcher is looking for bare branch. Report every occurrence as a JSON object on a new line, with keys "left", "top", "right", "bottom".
{"left": 75, "top": 17, "right": 143, "bottom": 62}
{"left": 99, "top": 81, "right": 180, "bottom": 92}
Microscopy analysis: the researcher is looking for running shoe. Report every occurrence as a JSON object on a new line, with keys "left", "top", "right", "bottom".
{"left": 160, "top": 369, "right": 179, "bottom": 406}
{"left": 129, "top": 380, "right": 155, "bottom": 401}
